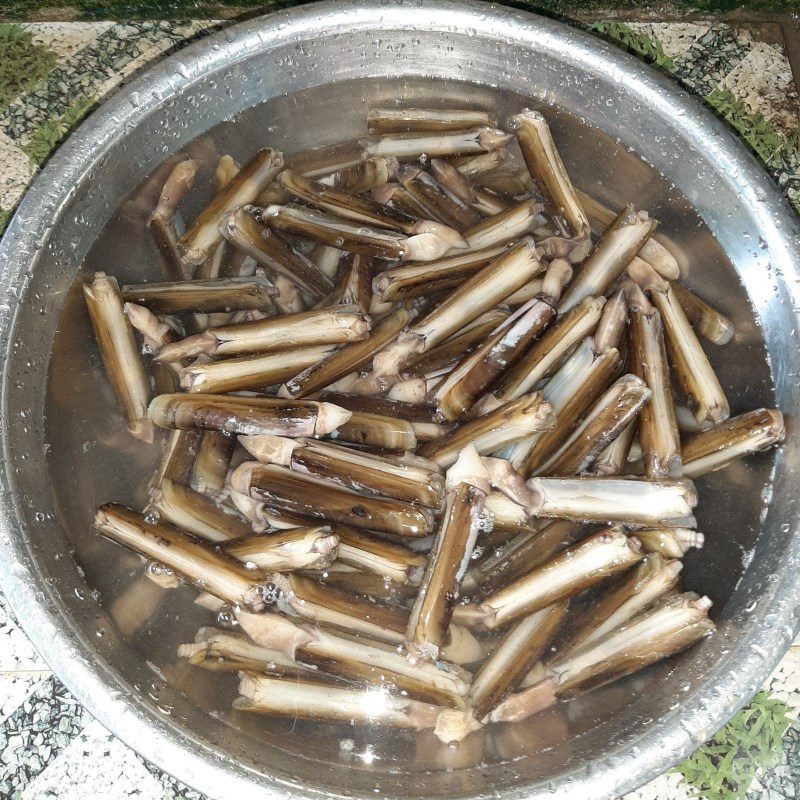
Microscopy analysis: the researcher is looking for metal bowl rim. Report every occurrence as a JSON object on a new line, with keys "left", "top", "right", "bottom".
{"left": 0, "top": 2, "right": 799, "bottom": 799}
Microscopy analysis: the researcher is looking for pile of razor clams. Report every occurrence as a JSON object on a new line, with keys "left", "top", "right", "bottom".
{"left": 85, "top": 106, "right": 784, "bottom": 741}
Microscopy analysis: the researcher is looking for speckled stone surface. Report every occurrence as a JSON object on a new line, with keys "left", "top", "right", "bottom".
{"left": 0, "top": 16, "right": 798, "bottom": 800}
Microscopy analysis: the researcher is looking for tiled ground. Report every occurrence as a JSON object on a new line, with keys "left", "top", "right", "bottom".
{"left": 0, "top": 15, "right": 799, "bottom": 800}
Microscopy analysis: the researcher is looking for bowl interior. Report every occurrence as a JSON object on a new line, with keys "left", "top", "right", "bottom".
{"left": 40, "top": 75, "right": 775, "bottom": 792}
{"left": 3, "top": 7, "right": 798, "bottom": 799}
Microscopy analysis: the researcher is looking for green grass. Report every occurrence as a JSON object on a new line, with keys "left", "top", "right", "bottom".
{"left": 705, "top": 88, "right": 800, "bottom": 214}
{"left": 676, "top": 692, "right": 794, "bottom": 800}
{"left": 588, "top": 21, "right": 675, "bottom": 70}
{"left": 22, "top": 93, "right": 96, "bottom": 166}
{"left": 0, "top": 24, "right": 57, "bottom": 110}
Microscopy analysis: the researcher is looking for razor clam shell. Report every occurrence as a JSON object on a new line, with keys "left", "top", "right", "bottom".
{"left": 491, "top": 295, "right": 606, "bottom": 405}
{"left": 511, "top": 109, "right": 589, "bottom": 240}
{"left": 671, "top": 282, "right": 734, "bottom": 345}
{"left": 462, "top": 527, "right": 642, "bottom": 629}
{"left": 470, "top": 602, "right": 567, "bottom": 720}
{"left": 629, "top": 307, "right": 683, "bottom": 478}
{"left": 367, "top": 108, "right": 497, "bottom": 134}
{"left": 179, "top": 148, "right": 284, "bottom": 266}
{"left": 281, "top": 308, "right": 410, "bottom": 398}
{"left": 83, "top": 273, "right": 153, "bottom": 442}
{"left": 407, "top": 482, "right": 486, "bottom": 661}
{"left": 150, "top": 477, "right": 253, "bottom": 542}
{"left": 148, "top": 393, "right": 351, "bottom": 438}
{"left": 121, "top": 277, "right": 276, "bottom": 314}
{"left": 243, "top": 461, "right": 433, "bottom": 537}
{"left": 539, "top": 374, "right": 650, "bottom": 477}
{"left": 419, "top": 393, "right": 554, "bottom": 468}
{"left": 182, "top": 345, "right": 335, "bottom": 394}
{"left": 94, "top": 504, "right": 267, "bottom": 610}
{"left": 411, "top": 239, "right": 544, "bottom": 349}
{"left": 681, "top": 408, "right": 785, "bottom": 477}
{"left": 650, "top": 284, "right": 730, "bottom": 426}
{"left": 219, "top": 207, "right": 333, "bottom": 298}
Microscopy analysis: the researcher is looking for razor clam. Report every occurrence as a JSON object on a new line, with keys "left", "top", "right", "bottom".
{"left": 404, "top": 309, "right": 511, "bottom": 376}
{"left": 407, "top": 239, "right": 545, "bottom": 355}
{"left": 558, "top": 205, "right": 656, "bottom": 313}
{"left": 396, "top": 165, "right": 482, "bottom": 229}
{"left": 223, "top": 526, "right": 339, "bottom": 571}
{"left": 515, "top": 346, "right": 621, "bottom": 476}
{"left": 235, "top": 672, "right": 477, "bottom": 743}
{"left": 629, "top": 306, "right": 683, "bottom": 478}
{"left": 510, "top": 109, "right": 590, "bottom": 241}
{"left": 181, "top": 344, "right": 336, "bottom": 394}
{"left": 332, "top": 526, "right": 426, "bottom": 583}
{"left": 407, "top": 446, "right": 491, "bottom": 661}
{"left": 525, "top": 476, "right": 698, "bottom": 525}
{"left": 367, "top": 108, "right": 497, "bottom": 134}
{"left": 374, "top": 242, "right": 518, "bottom": 303}
{"left": 362, "top": 126, "right": 512, "bottom": 159}
{"left": 317, "top": 390, "right": 441, "bottom": 424}
{"left": 418, "top": 393, "right": 555, "bottom": 468}
{"left": 270, "top": 274, "right": 306, "bottom": 315}
{"left": 147, "top": 159, "right": 197, "bottom": 281}
{"left": 462, "top": 519, "right": 588, "bottom": 596}
{"left": 281, "top": 168, "right": 465, "bottom": 244}
{"left": 671, "top": 283, "right": 734, "bottom": 345}
{"left": 280, "top": 308, "right": 410, "bottom": 398}
{"left": 157, "top": 305, "right": 369, "bottom": 363}
{"left": 231, "top": 461, "right": 433, "bottom": 537}
{"left": 490, "top": 594, "right": 714, "bottom": 722}
{"left": 539, "top": 374, "right": 651, "bottom": 476}
{"left": 433, "top": 272, "right": 566, "bottom": 420}
{"left": 311, "top": 243, "right": 343, "bottom": 279}
{"left": 318, "top": 156, "right": 399, "bottom": 193}
{"left": 591, "top": 420, "right": 636, "bottom": 476}
{"left": 470, "top": 602, "right": 568, "bottom": 720}
{"left": 558, "top": 553, "right": 682, "bottom": 654}
{"left": 288, "top": 139, "right": 366, "bottom": 178}
{"left": 310, "top": 568, "right": 419, "bottom": 601}
{"left": 576, "top": 188, "right": 681, "bottom": 280}
{"left": 178, "top": 628, "right": 311, "bottom": 676}
{"left": 94, "top": 504, "right": 268, "bottom": 610}
{"left": 149, "top": 477, "right": 253, "bottom": 542}
{"left": 262, "top": 204, "right": 465, "bottom": 261}
{"left": 462, "top": 199, "right": 544, "bottom": 251}
{"left": 636, "top": 527, "right": 705, "bottom": 558}
{"left": 453, "top": 527, "right": 642, "bottom": 630}
{"left": 453, "top": 150, "right": 508, "bottom": 178}
{"left": 191, "top": 431, "right": 235, "bottom": 495}
{"left": 218, "top": 207, "right": 333, "bottom": 298}
{"left": 178, "top": 148, "right": 283, "bottom": 266}
{"left": 84, "top": 273, "right": 153, "bottom": 442}
{"left": 488, "top": 295, "right": 607, "bottom": 407}
{"left": 254, "top": 570, "right": 410, "bottom": 643}
{"left": 148, "top": 393, "right": 351, "bottom": 437}
{"left": 682, "top": 408, "right": 785, "bottom": 477}
{"left": 328, "top": 410, "right": 419, "bottom": 451}
{"left": 121, "top": 277, "right": 277, "bottom": 315}
{"left": 237, "top": 611, "right": 471, "bottom": 708}
{"left": 648, "top": 282, "right": 730, "bottom": 426}
{"left": 239, "top": 435, "right": 444, "bottom": 507}
{"left": 124, "top": 302, "right": 184, "bottom": 394}
{"left": 429, "top": 157, "right": 476, "bottom": 204}
{"left": 155, "top": 429, "right": 202, "bottom": 486}
{"left": 316, "top": 252, "right": 373, "bottom": 313}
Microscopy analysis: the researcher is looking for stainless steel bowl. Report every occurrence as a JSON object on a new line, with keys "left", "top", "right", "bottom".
{"left": 1, "top": 2, "right": 799, "bottom": 798}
